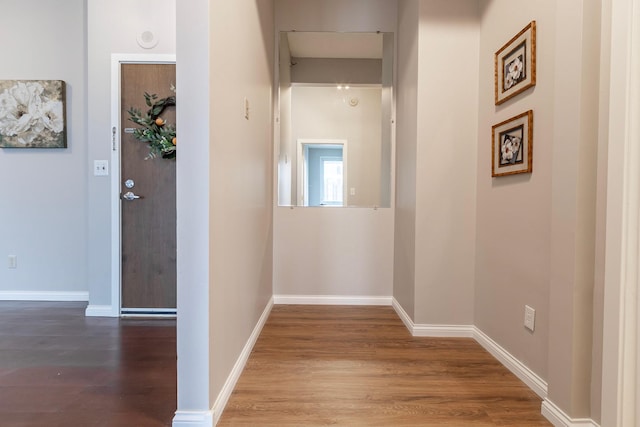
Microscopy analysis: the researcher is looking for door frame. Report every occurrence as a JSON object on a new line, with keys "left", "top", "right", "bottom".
{"left": 109, "top": 54, "right": 176, "bottom": 317}
{"left": 296, "top": 138, "right": 348, "bottom": 206}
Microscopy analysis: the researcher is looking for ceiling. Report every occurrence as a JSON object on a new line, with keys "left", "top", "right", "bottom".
{"left": 286, "top": 32, "right": 383, "bottom": 59}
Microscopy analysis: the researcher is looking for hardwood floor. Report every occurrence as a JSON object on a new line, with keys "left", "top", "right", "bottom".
{"left": 0, "top": 302, "right": 550, "bottom": 426}
{"left": 0, "top": 302, "right": 176, "bottom": 427}
{"left": 218, "top": 305, "right": 551, "bottom": 426}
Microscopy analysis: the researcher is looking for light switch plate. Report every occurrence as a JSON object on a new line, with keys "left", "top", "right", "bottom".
{"left": 94, "top": 160, "right": 109, "bottom": 176}
{"left": 524, "top": 305, "right": 536, "bottom": 332}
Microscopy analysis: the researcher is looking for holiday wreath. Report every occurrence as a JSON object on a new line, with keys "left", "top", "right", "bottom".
{"left": 127, "top": 87, "right": 176, "bottom": 159}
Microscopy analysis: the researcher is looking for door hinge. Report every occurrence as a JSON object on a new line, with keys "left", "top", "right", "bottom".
{"left": 112, "top": 126, "right": 117, "bottom": 151}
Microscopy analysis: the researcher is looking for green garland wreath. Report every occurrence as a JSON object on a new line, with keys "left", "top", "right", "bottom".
{"left": 128, "top": 91, "right": 176, "bottom": 159}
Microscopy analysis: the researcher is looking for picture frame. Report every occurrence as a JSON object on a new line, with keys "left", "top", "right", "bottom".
{"left": 495, "top": 21, "right": 536, "bottom": 105}
{"left": 492, "top": 110, "right": 533, "bottom": 177}
{"left": 0, "top": 80, "right": 67, "bottom": 148}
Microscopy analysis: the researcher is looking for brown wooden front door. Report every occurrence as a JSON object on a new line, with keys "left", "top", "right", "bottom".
{"left": 120, "top": 63, "right": 176, "bottom": 312}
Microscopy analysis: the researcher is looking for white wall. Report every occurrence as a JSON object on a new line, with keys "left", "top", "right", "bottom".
{"left": 0, "top": 0, "right": 87, "bottom": 299}
{"left": 175, "top": 0, "right": 211, "bottom": 418}
{"left": 291, "top": 86, "right": 382, "bottom": 207}
{"left": 274, "top": 0, "right": 397, "bottom": 300}
{"left": 86, "top": 0, "right": 176, "bottom": 309}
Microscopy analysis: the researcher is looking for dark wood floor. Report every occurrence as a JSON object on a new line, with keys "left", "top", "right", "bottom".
{"left": 219, "top": 305, "right": 551, "bottom": 426}
{"left": 0, "top": 302, "right": 176, "bottom": 427}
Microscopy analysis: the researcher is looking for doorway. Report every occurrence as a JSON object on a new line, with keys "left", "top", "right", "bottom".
{"left": 297, "top": 139, "right": 347, "bottom": 207}
{"left": 110, "top": 55, "right": 177, "bottom": 316}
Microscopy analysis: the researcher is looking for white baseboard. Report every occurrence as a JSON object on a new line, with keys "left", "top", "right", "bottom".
{"left": 391, "top": 298, "right": 474, "bottom": 337}
{"left": 0, "top": 291, "right": 89, "bottom": 301}
{"left": 172, "top": 410, "right": 214, "bottom": 427}
{"left": 414, "top": 324, "right": 475, "bottom": 337}
{"left": 85, "top": 304, "right": 118, "bottom": 317}
{"left": 273, "top": 294, "right": 392, "bottom": 306}
{"left": 541, "top": 399, "right": 599, "bottom": 427}
{"left": 392, "top": 298, "right": 547, "bottom": 401}
{"left": 473, "top": 327, "right": 548, "bottom": 399}
{"left": 391, "top": 298, "right": 414, "bottom": 331}
{"left": 212, "top": 297, "right": 274, "bottom": 425}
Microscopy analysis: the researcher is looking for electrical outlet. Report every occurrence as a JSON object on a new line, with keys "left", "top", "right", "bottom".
{"left": 8, "top": 255, "right": 17, "bottom": 269}
{"left": 524, "top": 305, "right": 535, "bottom": 332}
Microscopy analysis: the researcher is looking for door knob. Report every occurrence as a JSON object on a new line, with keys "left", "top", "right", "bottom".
{"left": 122, "top": 191, "right": 141, "bottom": 201}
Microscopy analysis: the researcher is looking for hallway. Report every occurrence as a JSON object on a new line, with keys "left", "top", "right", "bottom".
{"left": 219, "top": 305, "right": 551, "bottom": 426}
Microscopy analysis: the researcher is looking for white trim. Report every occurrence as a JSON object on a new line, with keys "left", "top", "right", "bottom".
{"left": 541, "top": 399, "right": 600, "bottom": 427}
{"left": 474, "top": 327, "right": 548, "bottom": 399}
{"left": 391, "top": 298, "right": 474, "bottom": 337}
{"left": 212, "top": 298, "right": 274, "bottom": 425}
{"left": 85, "top": 305, "right": 116, "bottom": 317}
{"left": 392, "top": 298, "right": 547, "bottom": 399}
{"left": 273, "top": 294, "right": 392, "bottom": 306}
{"left": 414, "top": 324, "right": 475, "bottom": 338}
{"left": 110, "top": 54, "right": 177, "bottom": 318}
{"left": 172, "top": 410, "right": 213, "bottom": 427}
{"left": 391, "top": 298, "right": 414, "bottom": 331}
{"left": 602, "top": 0, "right": 640, "bottom": 425}
{"left": 121, "top": 307, "right": 177, "bottom": 317}
{"left": 0, "top": 291, "right": 88, "bottom": 302}
{"left": 120, "top": 313, "right": 177, "bottom": 319}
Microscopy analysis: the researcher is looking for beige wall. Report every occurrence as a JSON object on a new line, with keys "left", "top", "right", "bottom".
{"left": 393, "top": 0, "right": 419, "bottom": 319}
{"left": 476, "top": 0, "right": 603, "bottom": 420}
{"left": 273, "top": 208, "right": 394, "bottom": 297}
{"left": 475, "top": 0, "right": 555, "bottom": 381}
{"left": 273, "top": 0, "right": 397, "bottom": 300}
{"left": 413, "top": 0, "right": 479, "bottom": 325}
{"left": 592, "top": 0, "right": 613, "bottom": 422}
{"left": 548, "top": 0, "right": 601, "bottom": 418}
{"left": 291, "top": 58, "right": 382, "bottom": 85}
{"left": 291, "top": 86, "right": 382, "bottom": 207}
{"left": 394, "top": 0, "right": 478, "bottom": 325}
{"left": 208, "top": 0, "right": 275, "bottom": 406}
{"left": 176, "top": 0, "right": 275, "bottom": 420}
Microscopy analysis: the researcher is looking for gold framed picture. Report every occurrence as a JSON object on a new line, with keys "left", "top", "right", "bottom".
{"left": 492, "top": 110, "right": 533, "bottom": 177}
{"left": 495, "top": 21, "right": 536, "bottom": 105}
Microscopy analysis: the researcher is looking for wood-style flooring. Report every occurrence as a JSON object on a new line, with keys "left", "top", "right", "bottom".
{"left": 218, "top": 305, "right": 551, "bottom": 426}
{"left": 0, "top": 302, "right": 551, "bottom": 426}
{"left": 0, "top": 302, "right": 176, "bottom": 427}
